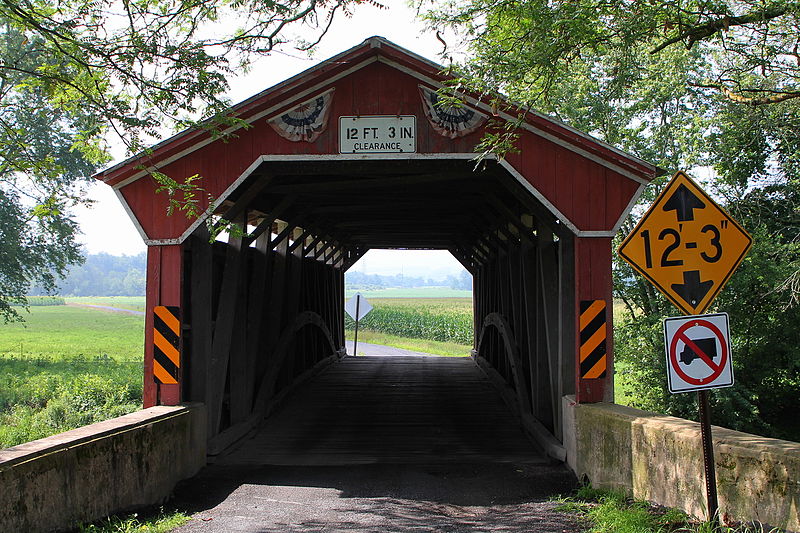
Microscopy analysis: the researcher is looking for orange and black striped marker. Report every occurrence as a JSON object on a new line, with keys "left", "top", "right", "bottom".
{"left": 580, "top": 300, "right": 607, "bottom": 379}
{"left": 153, "top": 305, "right": 180, "bottom": 385}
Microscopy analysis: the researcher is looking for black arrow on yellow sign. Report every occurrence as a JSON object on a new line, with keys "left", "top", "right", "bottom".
{"left": 671, "top": 270, "right": 714, "bottom": 308}
{"left": 663, "top": 183, "right": 706, "bottom": 222}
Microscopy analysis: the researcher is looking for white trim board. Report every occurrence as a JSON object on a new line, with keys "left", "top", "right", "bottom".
{"left": 138, "top": 153, "right": 625, "bottom": 247}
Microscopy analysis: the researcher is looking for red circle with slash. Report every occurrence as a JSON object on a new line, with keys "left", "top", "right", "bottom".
{"left": 669, "top": 319, "right": 728, "bottom": 386}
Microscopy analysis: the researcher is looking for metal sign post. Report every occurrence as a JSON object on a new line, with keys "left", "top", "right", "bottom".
{"left": 620, "top": 171, "right": 753, "bottom": 525}
{"left": 699, "top": 389, "right": 719, "bottom": 520}
{"left": 353, "top": 295, "right": 361, "bottom": 357}
{"left": 663, "top": 312, "right": 734, "bottom": 523}
{"left": 344, "top": 293, "right": 373, "bottom": 357}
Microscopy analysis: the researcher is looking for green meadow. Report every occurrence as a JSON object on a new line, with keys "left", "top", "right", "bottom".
{"left": 0, "top": 304, "right": 144, "bottom": 448}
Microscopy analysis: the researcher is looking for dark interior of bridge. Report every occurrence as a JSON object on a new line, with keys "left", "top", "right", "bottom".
{"left": 184, "top": 158, "right": 574, "bottom": 461}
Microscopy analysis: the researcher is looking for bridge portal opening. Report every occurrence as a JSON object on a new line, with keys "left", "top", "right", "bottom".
{"left": 95, "top": 37, "right": 656, "bottom": 462}
{"left": 177, "top": 157, "right": 577, "bottom": 459}
{"left": 343, "top": 249, "right": 474, "bottom": 357}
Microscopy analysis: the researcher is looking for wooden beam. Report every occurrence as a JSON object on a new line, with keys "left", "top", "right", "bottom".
{"left": 188, "top": 225, "right": 213, "bottom": 404}
{"left": 266, "top": 171, "right": 489, "bottom": 194}
{"left": 207, "top": 214, "right": 246, "bottom": 437}
{"left": 246, "top": 194, "right": 296, "bottom": 244}
{"left": 287, "top": 228, "right": 312, "bottom": 253}
{"left": 448, "top": 246, "right": 478, "bottom": 275}
{"left": 242, "top": 230, "right": 272, "bottom": 419}
{"left": 219, "top": 174, "right": 274, "bottom": 221}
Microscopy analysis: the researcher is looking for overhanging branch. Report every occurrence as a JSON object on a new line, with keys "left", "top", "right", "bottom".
{"left": 651, "top": 3, "right": 800, "bottom": 53}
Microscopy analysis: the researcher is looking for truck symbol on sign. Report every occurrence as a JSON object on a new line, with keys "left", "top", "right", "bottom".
{"left": 679, "top": 337, "right": 717, "bottom": 365}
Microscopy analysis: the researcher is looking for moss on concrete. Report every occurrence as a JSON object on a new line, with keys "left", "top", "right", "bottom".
{"left": 567, "top": 401, "right": 800, "bottom": 531}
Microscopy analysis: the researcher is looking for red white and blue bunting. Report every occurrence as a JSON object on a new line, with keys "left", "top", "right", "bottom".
{"left": 418, "top": 85, "right": 487, "bottom": 139}
{"left": 268, "top": 88, "right": 335, "bottom": 142}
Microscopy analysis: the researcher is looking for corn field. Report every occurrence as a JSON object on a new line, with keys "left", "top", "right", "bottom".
{"left": 344, "top": 298, "right": 473, "bottom": 345}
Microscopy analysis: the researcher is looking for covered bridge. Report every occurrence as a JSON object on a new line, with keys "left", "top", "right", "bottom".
{"left": 95, "top": 36, "right": 657, "bottom": 457}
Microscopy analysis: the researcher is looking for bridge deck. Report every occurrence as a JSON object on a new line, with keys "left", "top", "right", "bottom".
{"left": 219, "top": 355, "right": 546, "bottom": 466}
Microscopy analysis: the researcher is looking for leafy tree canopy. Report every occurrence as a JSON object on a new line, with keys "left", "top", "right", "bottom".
{"left": 422, "top": 0, "right": 800, "bottom": 184}
{"left": 421, "top": 0, "right": 800, "bottom": 439}
{"left": 0, "top": 0, "right": 370, "bottom": 321}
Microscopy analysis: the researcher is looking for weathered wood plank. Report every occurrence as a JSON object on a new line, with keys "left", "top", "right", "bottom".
{"left": 242, "top": 231, "right": 272, "bottom": 414}
{"left": 207, "top": 217, "right": 246, "bottom": 437}
{"left": 221, "top": 356, "right": 548, "bottom": 466}
{"left": 188, "top": 226, "right": 213, "bottom": 404}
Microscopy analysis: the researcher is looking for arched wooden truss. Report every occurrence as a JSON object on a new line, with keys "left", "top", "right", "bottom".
{"left": 185, "top": 221, "right": 348, "bottom": 455}
{"left": 474, "top": 313, "right": 566, "bottom": 461}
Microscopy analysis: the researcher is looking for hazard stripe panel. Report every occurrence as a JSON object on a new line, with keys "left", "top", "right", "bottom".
{"left": 579, "top": 300, "right": 607, "bottom": 379}
{"left": 153, "top": 306, "right": 180, "bottom": 385}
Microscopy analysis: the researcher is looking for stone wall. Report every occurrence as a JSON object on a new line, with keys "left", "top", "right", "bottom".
{"left": 563, "top": 396, "right": 800, "bottom": 531}
{"left": 0, "top": 404, "right": 206, "bottom": 533}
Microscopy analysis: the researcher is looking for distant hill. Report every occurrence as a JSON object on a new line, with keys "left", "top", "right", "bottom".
{"left": 345, "top": 270, "right": 471, "bottom": 291}
{"left": 30, "top": 252, "right": 146, "bottom": 297}
{"left": 29, "top": 252, "right": 470, "bottom": 297}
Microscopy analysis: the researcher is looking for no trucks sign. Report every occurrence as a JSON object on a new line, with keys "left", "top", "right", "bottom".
{"left": 663, "top": 313, "right": 734, "bottom": 393}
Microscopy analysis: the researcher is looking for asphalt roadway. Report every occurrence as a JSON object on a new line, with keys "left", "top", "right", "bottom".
{"left": 168, "top": 350, "right": 581, "bottom": 532}
{"left": 169, "top": 462, "right": 580, "bottom": 532}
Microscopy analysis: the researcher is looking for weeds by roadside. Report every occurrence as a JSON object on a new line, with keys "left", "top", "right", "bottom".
{"left": 554, "top": 486, "right": 783, "bottom": 533}
{"left": 75, "top": 508, "right": 190, "bottom": 533}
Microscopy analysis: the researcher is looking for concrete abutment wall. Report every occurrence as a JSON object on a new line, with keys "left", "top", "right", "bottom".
{"left": 0, "top": 404, "right": 206, "bottom": 533}
{"left": 563, "top": 396, "right": 800, "bottom": 531}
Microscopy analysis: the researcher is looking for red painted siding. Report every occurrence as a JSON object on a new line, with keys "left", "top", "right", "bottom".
{"left": 574, "top": 237, "right": 614, "bottom": 403}
{"left": 120, "top": 58, "right": 646, "bottom": 241}
{"left": 144, "top": 244, "right": 183, "bottom": 407}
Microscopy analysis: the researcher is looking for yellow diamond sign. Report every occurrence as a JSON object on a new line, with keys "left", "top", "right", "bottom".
{"left": 618, "top": 171, "right": 753, "bottom": 315}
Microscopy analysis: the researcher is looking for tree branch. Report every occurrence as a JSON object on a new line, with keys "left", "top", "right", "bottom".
{"left": 651, "top": 3, "right": 800, "bottom": 54}
{"left": 690, "top": 81, "right": 800, "bottom": 105}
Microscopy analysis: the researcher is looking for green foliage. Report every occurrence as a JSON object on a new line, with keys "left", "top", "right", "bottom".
{"left": 0, "top": 0, "right": 371, "bottom": 320}
{"left": 0, "top": 357, "right": 142, "bottom": 448}
{"left": 587, "top": 495, "right": 659, "bottom": 533}
{"left": 15, "top": 296, "right": 65, "bottom": 306}
{"left": 345, "top": 298, "right": 473, "bottom": 345}
{"left": 77, "top": 508, "right": 190, "bottom": 533}
{"left": 557, "top": 485, "right": 783, "bottom": 533}
{"left": 421, "top": 0, "right": 800, "bottom": 441}
{"left": 614, "top": 181, "right": 800, "bottom": 441}
{"left": 345, "top": 287, "right": 472, "bottom": 298}
{"left": 555, "top": 486, "right": 687, "bottom": 533}
{"left": 0, "top": 305, "right": 144, "bottom": 448}
{"left": 29, "top": 253, "right": 147, "bottom": 297}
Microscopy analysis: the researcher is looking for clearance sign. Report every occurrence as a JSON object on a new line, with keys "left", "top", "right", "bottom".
{"left": 618, "top": 171, "right": 752, "bottom": 315}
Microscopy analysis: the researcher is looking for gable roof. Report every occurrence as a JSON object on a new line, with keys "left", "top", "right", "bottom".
{"left": 94, "top": 36, "right": 658, "bottom": 188}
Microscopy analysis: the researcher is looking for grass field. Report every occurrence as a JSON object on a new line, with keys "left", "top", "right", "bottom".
{"left": 67, "top": 296, "right": 147, "bottom": 313}
{"left": 0, "top": 304, "right": 144, "bottom": 448}
{"left": 346, "top": 329, "right": 473, "bottom": 357}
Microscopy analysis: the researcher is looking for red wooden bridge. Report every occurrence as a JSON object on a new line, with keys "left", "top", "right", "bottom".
{"left": 95, "top": 36, "right": 656, "bottom": 458}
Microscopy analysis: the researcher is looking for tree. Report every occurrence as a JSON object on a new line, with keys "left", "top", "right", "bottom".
{"left": 421, "top": 0, "right": 800, "bottom": 439}
{"left": 0, "top": 23, "right": 101, "bottom": 321}
{"left": 0, "top": 0, "right": 371, "bottom": 320}
{"left": 422, "top": 0, "right": 800, "bottom": 174}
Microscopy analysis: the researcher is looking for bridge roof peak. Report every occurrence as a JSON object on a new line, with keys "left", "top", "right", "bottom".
{"left": 94, "top": 36, "right": 657, "bottom": 188}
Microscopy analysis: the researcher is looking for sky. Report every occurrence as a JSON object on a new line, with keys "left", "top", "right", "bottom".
{"left": 72, "top": 1, "right": 468, "bottom": 279}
